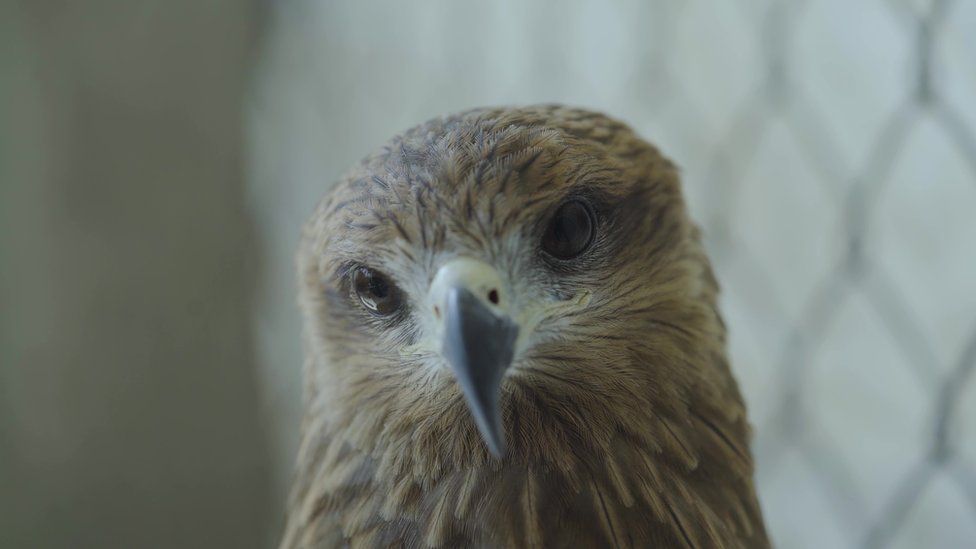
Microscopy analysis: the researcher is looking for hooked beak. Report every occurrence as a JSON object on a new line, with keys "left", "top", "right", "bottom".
{"left": 433, "top": 260, "right": 519, "bottom": 458}
{"left": 443, "top": 287, "right": 519, "bottom": 457}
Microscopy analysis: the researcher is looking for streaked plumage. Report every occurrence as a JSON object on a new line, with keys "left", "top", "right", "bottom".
{"left": 282, "top": 105, "right": 769, "bottom": 548}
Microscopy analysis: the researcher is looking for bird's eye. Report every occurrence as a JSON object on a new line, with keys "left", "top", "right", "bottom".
{"left": 352, "top": 266, "right": 402, "bottom": 316}
{"left": 541, "top": 199, "right": 596, "bottom": 260}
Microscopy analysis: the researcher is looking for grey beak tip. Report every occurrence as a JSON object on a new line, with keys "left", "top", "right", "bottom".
{"left": 485, "top": 435, "right": 505, "bottom": 459}
{"left": 479, "top": 412, "right": 506, "bottom": 458}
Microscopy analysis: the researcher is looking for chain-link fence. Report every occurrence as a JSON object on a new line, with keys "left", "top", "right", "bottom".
{"left": 685, "top": 1, "right": 976, "bottom": 547}
{"left": 251, "top": 1, "right": 976, "bottom": 545}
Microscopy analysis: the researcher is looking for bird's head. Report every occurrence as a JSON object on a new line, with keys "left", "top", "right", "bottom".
{"left": 298, "top": 106, "right": 730, "bottom": 471}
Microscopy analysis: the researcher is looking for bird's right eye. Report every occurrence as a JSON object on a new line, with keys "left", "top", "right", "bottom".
{"left": 351, "top": 266, "right": 402, "bottom": 316}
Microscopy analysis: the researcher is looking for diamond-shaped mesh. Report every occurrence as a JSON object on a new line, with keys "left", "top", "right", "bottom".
{"left": 662, "top": 0, "right": 976, "bottom": 546}
{"left": 250, "top": 0, "right": 976, "bottom": 545}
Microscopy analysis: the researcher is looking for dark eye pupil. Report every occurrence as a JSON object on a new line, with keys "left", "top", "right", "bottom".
{"left": 368, "top": 276, "right": 388, "bottom": 298}
{"left": 542, "top": 200, "right": 595, "bottom": 259}
{"left": 353, "top": 267, "right": 399, "bottom": 315}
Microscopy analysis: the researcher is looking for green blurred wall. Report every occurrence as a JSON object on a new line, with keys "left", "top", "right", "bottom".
{"left": 0, "top": 1, "right": 274, "bottom": 547}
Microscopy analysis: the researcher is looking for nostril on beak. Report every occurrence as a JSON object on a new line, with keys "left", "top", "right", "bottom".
{"left": 487, "top": 289, "right": 499, "bottom": 305}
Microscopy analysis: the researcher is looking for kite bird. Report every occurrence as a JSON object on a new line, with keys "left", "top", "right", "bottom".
{"left": 282, "top": 106, "right": 769, "bottom": 548}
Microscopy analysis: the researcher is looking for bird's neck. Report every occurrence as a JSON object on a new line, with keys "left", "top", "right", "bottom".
{"left": 284, "top": 390, "right": 768, "bottom": 548}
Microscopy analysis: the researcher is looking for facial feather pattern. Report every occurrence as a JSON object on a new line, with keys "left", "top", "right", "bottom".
{"left": 283, "top": 105, "right": 769, "bottom": 548}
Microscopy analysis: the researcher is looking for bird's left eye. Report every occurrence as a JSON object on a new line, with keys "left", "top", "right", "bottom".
{"left": 352, "top": 266, "right": 402, "bottom": 316}
{"left": 541, "top": 199, "right": 596, "bottom": 260}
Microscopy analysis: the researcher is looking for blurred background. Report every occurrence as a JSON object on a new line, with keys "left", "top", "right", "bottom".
{"left": 2, "top": 0, "right": 974, "bottom": 547}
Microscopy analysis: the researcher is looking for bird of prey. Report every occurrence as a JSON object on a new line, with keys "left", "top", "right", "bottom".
{"left": 282, "top": 105, "right": 769, "bottom": 548}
